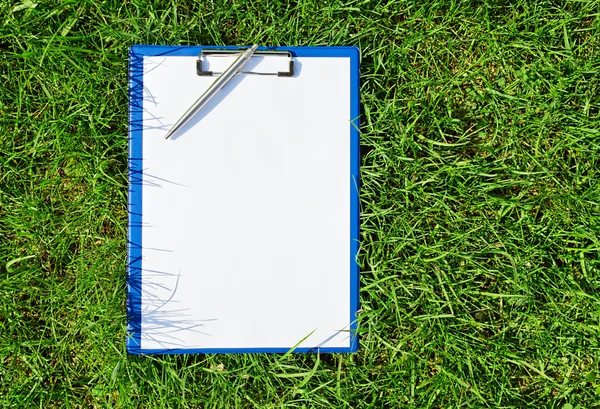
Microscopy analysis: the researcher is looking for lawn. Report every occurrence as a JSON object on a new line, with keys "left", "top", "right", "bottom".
{"left": 1, "top": 0, "right": 599, "bottom": 407}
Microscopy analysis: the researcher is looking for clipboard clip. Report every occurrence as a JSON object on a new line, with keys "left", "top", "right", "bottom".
{"left": 197, "top": 48, "right": 294, "bottom": 77}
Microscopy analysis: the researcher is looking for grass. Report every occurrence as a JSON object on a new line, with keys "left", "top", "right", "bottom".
{"left": 1, "top": 0, "right": 599, "bottom": 407}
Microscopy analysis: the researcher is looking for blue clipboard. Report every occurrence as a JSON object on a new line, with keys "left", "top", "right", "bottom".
{"left": 127, "top": 45, "right": 360, "bottom": 354}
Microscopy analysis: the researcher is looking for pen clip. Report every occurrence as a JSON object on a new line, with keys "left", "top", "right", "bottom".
{"left": 197, "top": 48, "right": 294, "bottom": 77}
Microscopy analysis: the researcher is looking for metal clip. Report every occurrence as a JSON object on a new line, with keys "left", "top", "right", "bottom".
{"left": 197, "top": 48, "right": 294, "bottom": 77}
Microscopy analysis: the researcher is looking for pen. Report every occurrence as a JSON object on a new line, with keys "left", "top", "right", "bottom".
{"left": 165, "top": 44, "right": 259, "bottom": 140}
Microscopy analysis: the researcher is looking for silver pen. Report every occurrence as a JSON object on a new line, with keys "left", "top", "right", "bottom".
{"left": 165, "top": 44, "right": 259, "bottom": 140}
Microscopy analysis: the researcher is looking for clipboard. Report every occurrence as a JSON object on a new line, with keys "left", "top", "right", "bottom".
{"left": 127, "top": 45, "right": 360, "bottom": 354}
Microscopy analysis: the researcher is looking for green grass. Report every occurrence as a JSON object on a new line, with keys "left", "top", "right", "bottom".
{"left": 1, "top": 0, "right": 599, "bottom": 407}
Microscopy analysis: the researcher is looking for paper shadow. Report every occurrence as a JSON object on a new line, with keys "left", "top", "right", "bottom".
{"left": 291, "top": 60, "right": 303, "bottom": 77}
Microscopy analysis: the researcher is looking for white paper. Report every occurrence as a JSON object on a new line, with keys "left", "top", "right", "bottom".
{"left": 139, "top": 54, "right": 352, "bottom": 350}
